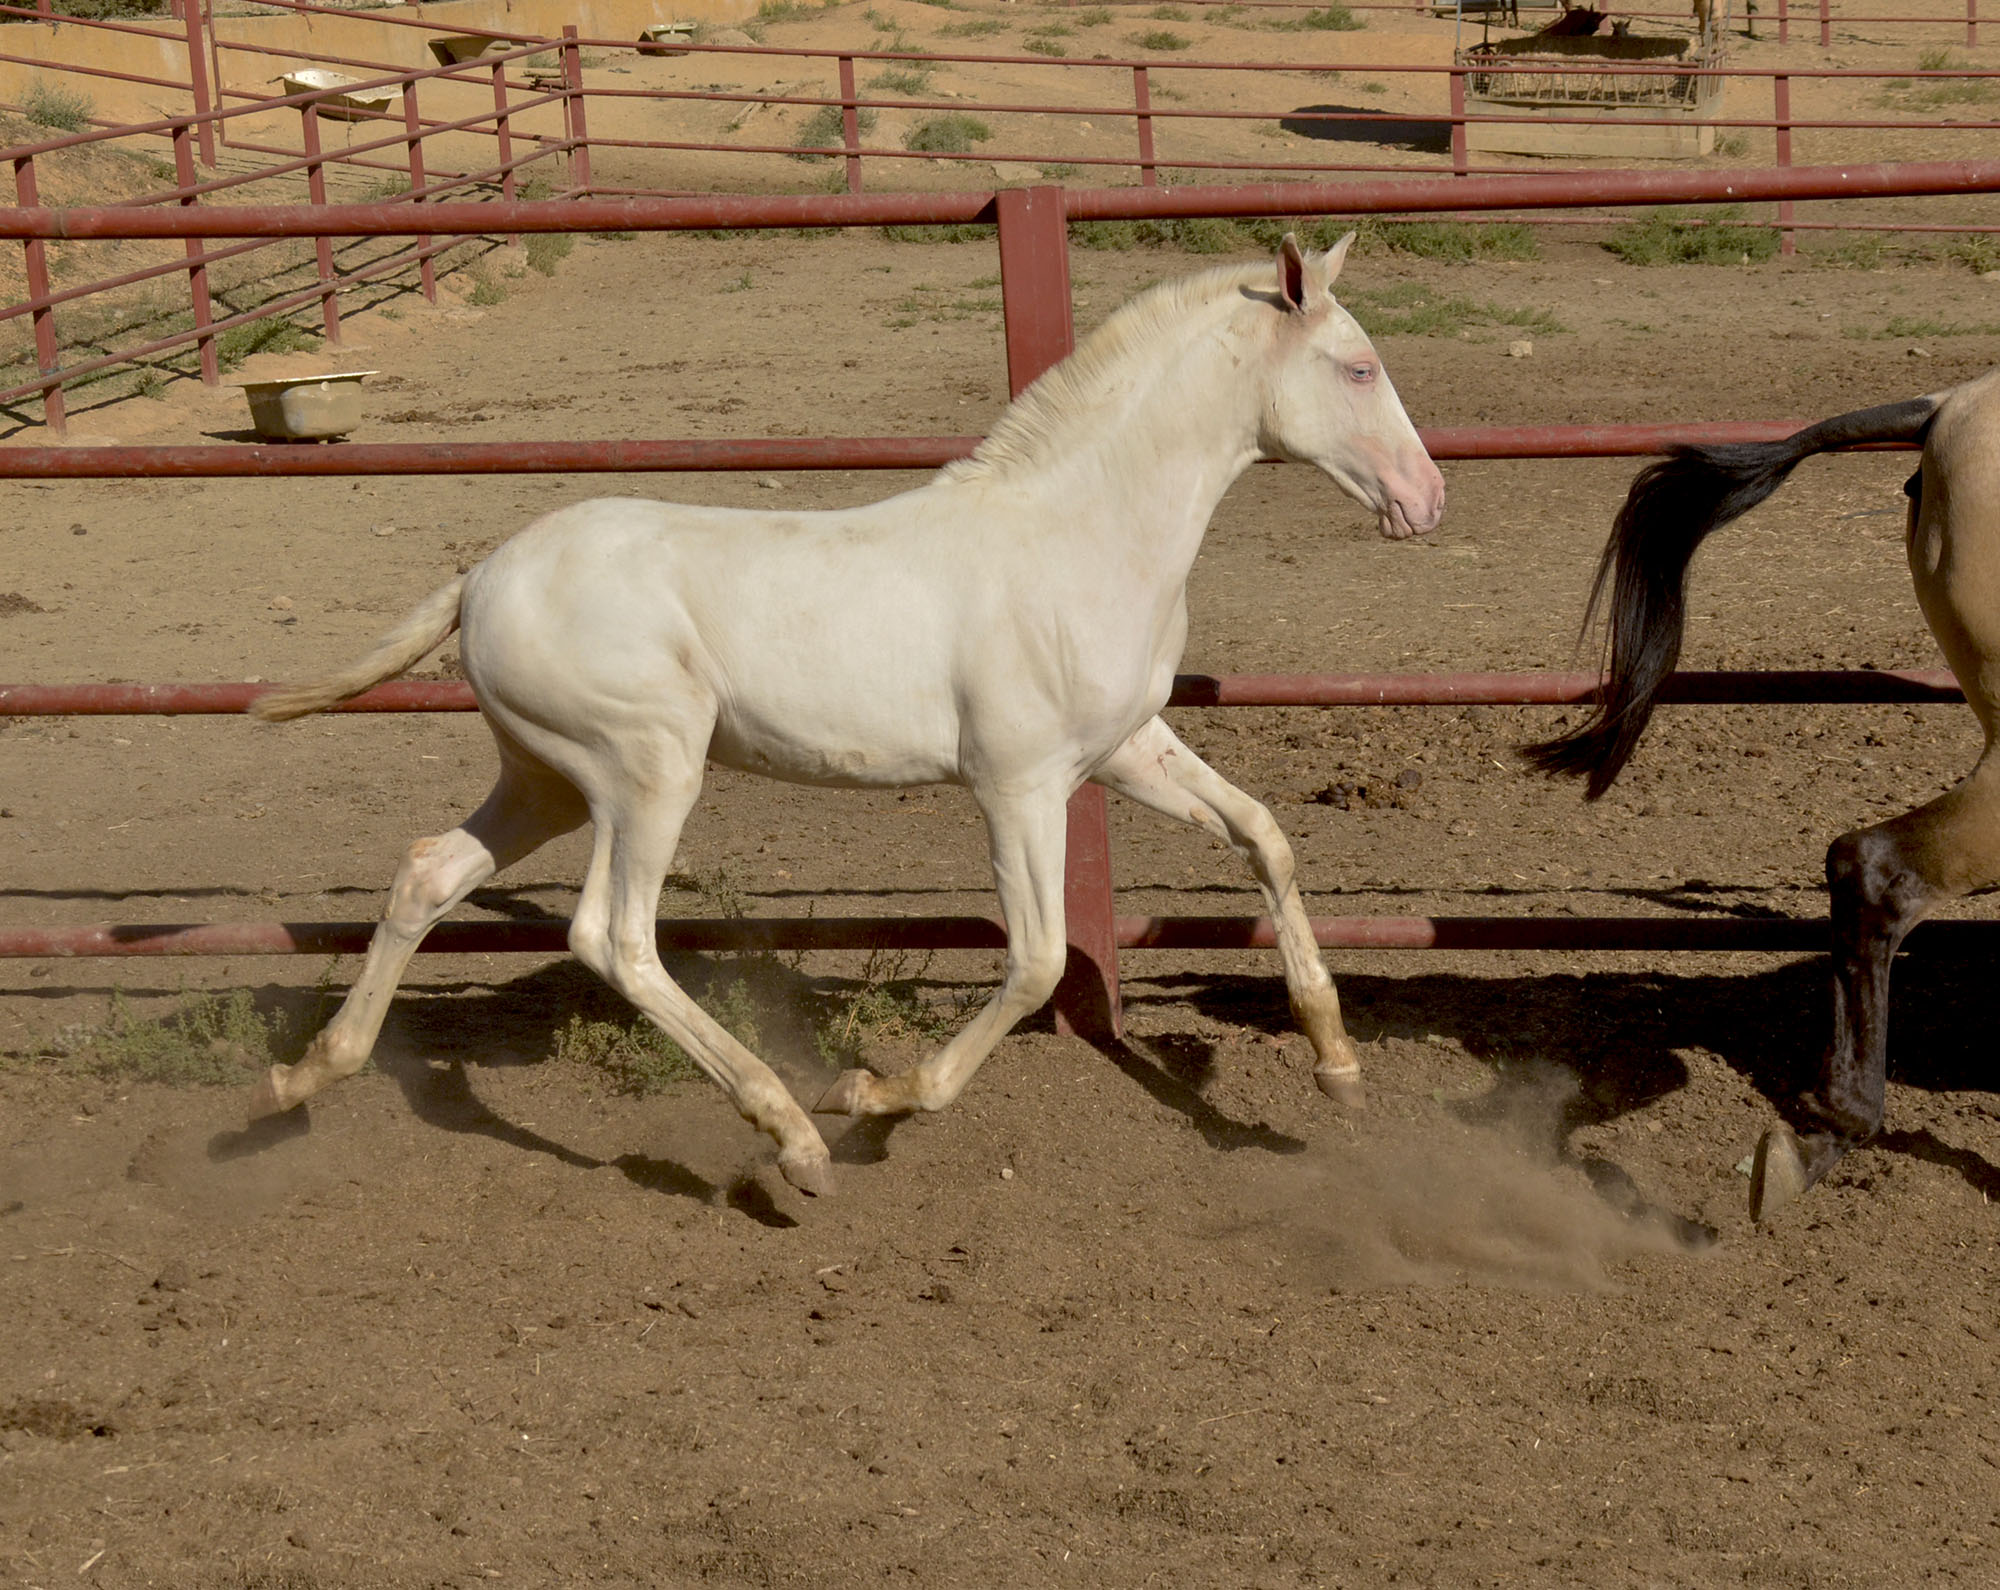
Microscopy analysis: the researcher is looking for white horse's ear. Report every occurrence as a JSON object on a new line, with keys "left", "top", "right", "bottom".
{"left": 1278, "top": 233, "right": 1309, "bottom": 312}
{"left": 1322, "top": 230, "right": 1358, "bottom": 287}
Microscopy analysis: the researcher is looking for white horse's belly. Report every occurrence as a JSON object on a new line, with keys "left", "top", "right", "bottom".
{"left": 708, "top": 697, "right": 961, "bottom": 787}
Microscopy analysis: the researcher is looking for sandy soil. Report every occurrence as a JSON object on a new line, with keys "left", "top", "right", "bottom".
{"left": 6, "top": 7, "right": 2000, "bottom": 1585}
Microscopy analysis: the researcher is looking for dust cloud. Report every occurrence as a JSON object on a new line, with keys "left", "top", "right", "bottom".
{"left": 1230, "top": 1073, "right": 1706, "bottom": 1293}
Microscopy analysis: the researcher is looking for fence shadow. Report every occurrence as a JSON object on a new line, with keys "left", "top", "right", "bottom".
{"left": 1278, "top": 103, "right": 1454, "bottom": 151}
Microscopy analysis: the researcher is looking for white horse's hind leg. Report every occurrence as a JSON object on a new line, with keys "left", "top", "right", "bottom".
{"left": 1092, "top": 716, "right": 1364, "bottom": 1106}
{"left": 817, "top": 781, "right": 1070, "bottom": 1116}
{"left": 569, "top": 770, "right": 835, "bottom": 1197}
{"left": 249, "top": 760, "right": 587, "bottom": 1120}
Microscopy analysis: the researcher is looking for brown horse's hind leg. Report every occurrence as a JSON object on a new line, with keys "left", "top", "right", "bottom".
{"left": 1754, "top": 764, "right": 2000, "bottom": 1219}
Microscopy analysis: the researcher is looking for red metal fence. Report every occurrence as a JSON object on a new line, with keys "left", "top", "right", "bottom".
{"left": 3, "top": 170, "right": 1991, "bottom": 1035}
{"left": 7, "top": 0, "right": 2000, "bottom": 420}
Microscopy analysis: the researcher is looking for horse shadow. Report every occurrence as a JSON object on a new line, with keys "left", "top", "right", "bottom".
{"left": 1144, "top": 935, "right": 2000, "bottom": 1212}
{"left": 189, "top": 926, "right": 2000, "bottom": 1226}
{"left": 199, "top": 954, "right": 808, "bottom": 1227}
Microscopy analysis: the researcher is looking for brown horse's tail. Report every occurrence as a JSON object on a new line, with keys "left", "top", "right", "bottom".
{"left": 1521, "top": 397, "right": 1941, "bottom": 799}
{"left": 249, "top": 575, "right": 466, "bottom": 722}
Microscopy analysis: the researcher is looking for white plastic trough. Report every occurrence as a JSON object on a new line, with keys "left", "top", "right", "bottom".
{"left": 427, "top": 34, "right": 535, "bottom": 67}
{"left": 638, "top": 22, "right": 696, "bottom": 54}
{"left": 238, "top": 372, "right": 378, "bottom": 442}
{"left": 279, "top": 69, "right": 398, "bottom": 121}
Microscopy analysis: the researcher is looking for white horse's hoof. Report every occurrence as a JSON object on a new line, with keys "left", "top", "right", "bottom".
{"left": 1314, "top": 1066, "right": 1366, "bottom": 1110}
{"left": 815, "top": 1069, "right": 879, "bottom": 1117}
{"left": 246, "top": 1066, "right": 294, "bottom": 1123}
{"left": 777, "top": 1151, "right": 833, "bottom": 1197}
{"left": 1749, "top": 1123, "right": 1809, "bottom": 1223}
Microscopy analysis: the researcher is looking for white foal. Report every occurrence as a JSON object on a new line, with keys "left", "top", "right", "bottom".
{"left": 249, "top": 233, "right": 1445, "bottom": 1197}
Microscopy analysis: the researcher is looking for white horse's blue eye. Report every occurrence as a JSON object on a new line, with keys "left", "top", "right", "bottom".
{"left": 1349, "top": 364, "right": 1376, "bottom": 383}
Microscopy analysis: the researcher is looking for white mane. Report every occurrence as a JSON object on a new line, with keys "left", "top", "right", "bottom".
{"left": 939, "top": 260, "right": 1276, "bottom": 484}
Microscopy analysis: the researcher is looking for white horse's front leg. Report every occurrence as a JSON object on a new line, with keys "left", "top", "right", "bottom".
{"left": 816, "top": 780, "right": 1070, "bottom": 1117}
{"left": 1093, "top": 716, "right": 1364, "bottom": 1107}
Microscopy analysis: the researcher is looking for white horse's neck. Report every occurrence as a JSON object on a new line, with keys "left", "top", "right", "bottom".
{"left": 939, "top": 266, "right": 1275, "bottom": 571}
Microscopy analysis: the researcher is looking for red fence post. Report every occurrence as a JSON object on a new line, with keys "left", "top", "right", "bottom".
{"left": 182, "top": 0, "right": 215, "bottom": 168}
{"left": 1449, "top": 67, "right": 1468, "bottom": 176}
{"left": 839, "top": 53, "right": 863, "bottom": 195}
{"left": 173, "top": 123, "right": 218, "bottom": 385}
{"left": 491, "top": 60, "right": 517, "bottom": 246}
{"left": 1773, "top": 73, "right": 1794, "bottom": 256}
{"left": 1778, "top": 0, "right": 1789, "bottom": 45}
{"left": 563, "top": 25, "right": 592, "bottom": 193}
{"left": 402, "top": 80, "right": 436, "bottom": 303}
{"left": 1133, "top": 65, "right": 1157, "bottom": 187}
{"left": 1818, "top": 0, "right": 1830, "bottom": 46}
{"left": 13, "top": 154, "right": 62, "bottom": 434}
{"left": 300, "top": 103, "right": 341, "bottom": 343}
{"left": 994, "top": 184, "right": 1120, "bottom": 1041}
{"left": 1970, "top": 0, "right": 1979, "bottom": 48}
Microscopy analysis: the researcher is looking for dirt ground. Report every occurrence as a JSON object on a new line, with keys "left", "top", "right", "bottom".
{"left": 8, "top": 12, "right": 2000, "bottom": 1582}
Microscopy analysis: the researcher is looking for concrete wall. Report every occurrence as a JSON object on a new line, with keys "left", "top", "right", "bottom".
{"left": 0, "top": 0, "right": 755, "bottom": 126}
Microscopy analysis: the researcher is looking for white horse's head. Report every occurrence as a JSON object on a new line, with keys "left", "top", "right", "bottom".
{"left": 1257, "top": 233, "right": 1446, "bottom": 541}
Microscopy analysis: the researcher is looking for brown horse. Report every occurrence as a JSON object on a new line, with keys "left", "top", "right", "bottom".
{"left": 1524, "top": 371, "right": 2000, "bottom": 1220}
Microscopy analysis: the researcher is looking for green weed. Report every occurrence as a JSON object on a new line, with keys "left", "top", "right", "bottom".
{"left": 1821, "top": 233, "right": 1889, "bottom": 269}
{"left": 1341, "top": 281, "right": 1564, "bottom": 338}
{"left": 1024, "top": 36, "right": 1068, "bottom": 55}
{"left": 1067, "top": 215, "right": 1354, "bottom": 255}
{"left": 1149, "top": 4, "right": 1192, "bottom": 17}
{"left": 22, "top": 78, "right": 95, "bottom": 132}
{"left": 793, "top": 102, "right": 879, "bottom": 158}
{"left": 551, "top": 1013, "right": 701, "bottom": 1095}
{"left": 1270, "top": 4, "right": 1364, "bottom": 29}
{"left": 938, "top": 16, "right": 1007, "bottom": 34}
{"left": 1876, "top": 49, "right": 1993, "bottom": 108}
{"left": 1130, "top": 28, "right": 1190, "bottom": 49}
{"left": 1946, "top": 236, "right": 1999, "bottom": 273}
{"left": 32, "top": 989, "right": 294, "bottom": 1087}
{"left": 524, "top": 232, "right": 572, "bottom": 275}
{"left": 1367, "top": 218, "right": 1539, "bottom": 263}
{"left": 467, "top": 272, "right": 508, "bottom": 306}
{"left": 813, "top": 950, "right": 963, "bottom": 1068}
{"left": 905, "top": 113, "right": 992, "bottom": 153}
{"left": 1603, "top": 205, "right": 1779, "bottom": 265}
{"left": 879, "top": 222, "right": 997, "bottom": 243}
{"left": 215, "top": 315, "right": 316, "bottom": 371}
{"left": 1072, "top": 6, "right": 1113, "bottom": 22}
{"left": 869, "top": 66, "right": 936, "bottom": 93}
{"left": 1862, "top": 314, "right": 2000, "bottom": 338}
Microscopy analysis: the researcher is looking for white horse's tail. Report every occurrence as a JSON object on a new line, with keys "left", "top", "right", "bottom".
{"left": 250, "top": 575, "right": 467, "bottom": 722}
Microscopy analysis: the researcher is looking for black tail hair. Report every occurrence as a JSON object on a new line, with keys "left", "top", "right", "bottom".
{"left": 1522, "top": 396, "right": 1939, "bottom": 800}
